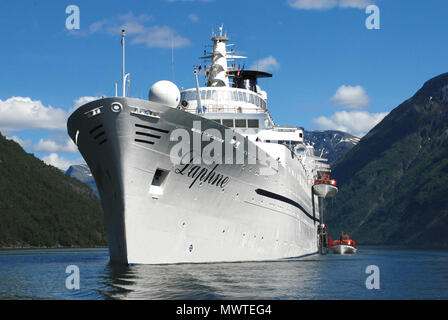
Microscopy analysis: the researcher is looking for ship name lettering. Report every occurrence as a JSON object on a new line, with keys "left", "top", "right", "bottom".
{"left": 175, "top": 160, "right": 230, "bottom": 189}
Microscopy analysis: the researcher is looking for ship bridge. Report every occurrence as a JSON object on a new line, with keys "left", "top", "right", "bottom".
{"left": 180, "top": 26, "right": 275, "bottom": 129}
{"left": 179, "top": 26, "right": 308, "bottom": 162}
{"left": 181, "top": 86, "right": 267, "bottom": 114}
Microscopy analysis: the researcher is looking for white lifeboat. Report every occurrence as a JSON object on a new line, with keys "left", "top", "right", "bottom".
{"left": 312, "top": 174, "right": 338, "bottom": 198}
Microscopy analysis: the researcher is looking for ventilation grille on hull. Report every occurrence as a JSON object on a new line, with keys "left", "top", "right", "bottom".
{"left": 134, "top": 123, "right": 169, "bottom": 145}
{"left": 90, "top": 124, "right": 107, "bottom": 145}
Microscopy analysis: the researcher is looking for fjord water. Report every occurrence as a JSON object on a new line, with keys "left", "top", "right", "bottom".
{"left": 0, "top": 247, "right": 447, "bottom": 300}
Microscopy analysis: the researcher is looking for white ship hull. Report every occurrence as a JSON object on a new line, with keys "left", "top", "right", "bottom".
{"left": 332, "top": 245, "right": 357, "bottom": 255}
{"left": 68, "top": 98, "right": 321, "bottom": 264}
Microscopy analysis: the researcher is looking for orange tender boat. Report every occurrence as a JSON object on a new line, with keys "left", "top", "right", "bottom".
{"left": 330, "top": 234, "right": 357, "bottom": 254}
{"left": 312, "top": 174, "right": 338, "bottom": 198}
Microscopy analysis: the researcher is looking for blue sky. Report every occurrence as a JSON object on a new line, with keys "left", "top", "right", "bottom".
{"left": 0, "top": 0, "right": 447, "bottom": 170}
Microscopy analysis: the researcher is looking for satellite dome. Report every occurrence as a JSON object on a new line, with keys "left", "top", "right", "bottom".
{"left": 148, "top": 80, "right": 180, "bottom": 108}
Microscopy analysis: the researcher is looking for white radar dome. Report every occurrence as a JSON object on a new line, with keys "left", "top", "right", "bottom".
{"left": 148, "top": 80, "right": 180, "bottom": 108}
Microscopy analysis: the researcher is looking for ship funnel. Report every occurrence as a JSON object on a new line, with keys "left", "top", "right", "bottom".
{"left": 148, "top": 80, "right": 180, "bottom": 108}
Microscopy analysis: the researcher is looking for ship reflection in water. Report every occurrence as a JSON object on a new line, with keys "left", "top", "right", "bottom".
{"left": 97, "top": 247, "right": 448, "bottom": 300}
{"left": 0, "top": 247, "right": 447, "bottom": 299}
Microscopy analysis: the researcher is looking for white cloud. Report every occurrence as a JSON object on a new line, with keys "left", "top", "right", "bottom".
{"left": 0, "top": 97, "right": 67, "bottom": 133}
{"left": 88, "top": 20, "right": 108, "bottom": 34}
{"left": 34, "top": 138, "right": 78, "bottom": 154}
{"left": 105, "top": 12, "right": 152, "bottom": 36}
{"left": 70, "top": 96, "right": 101, "bottom": 114}
{"left": 331, "top": 85, "right": 370, "bottom": 109}
{"left": 188, "top": 13, "right": 199, "bottom": 23}
{"left": 250, "top": 56, "right": 280, "bottom": 72}
{"left": 0, "top": 96, "right": 105, "bottom": 135}
{"left": 312, "top": 110, "right": 388, "bottom": 136}
{"left": 88, "top": 12, "right": 190, "bottom": 49}
{"left": 287, "top": 0, "right": 372, "bottom": 10}
{"left": 131, "top": 25, "right": 190, "bottom": 48}
{"left": 73, "top": 96, "right": 101, "bottom": 108}
{"left": 42, "top": 153, "right": 83, "bottom": 171}
{"left": 7, "top": 135, "right": 32, "bottom": 149}
{"left": 339, "top": 0, "right": 372, "bottom": 8}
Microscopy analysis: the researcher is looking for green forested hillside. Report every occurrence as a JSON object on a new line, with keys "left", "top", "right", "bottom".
{"left": 327, "top": 72, "right": 448, "bottom": 247}
{"left": 0, "top": 133, "right": 106, "bottom": 247}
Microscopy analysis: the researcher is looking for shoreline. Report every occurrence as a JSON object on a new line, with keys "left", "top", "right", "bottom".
{"left": 0, "top": 245, "right": 108, "bottom": 250}
{"left": 1, "top": 244, "right": 447, "bottom": 251}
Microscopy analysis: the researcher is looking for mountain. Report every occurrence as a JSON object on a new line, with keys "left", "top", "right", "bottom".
{"left": 0, "top": 133, "right": 107, "bottom": 248}
{"left": 304, "top": 130, "right": 360, "bottom": 164}
{"left": 65, "top": 164, "right": 99, "bottom": 197}
{"left": 327, "top": 72, "right": 448, "bottom": 247}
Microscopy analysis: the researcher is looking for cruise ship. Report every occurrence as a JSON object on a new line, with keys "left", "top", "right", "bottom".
{"left": 67, "top": 27, "right": 333, "bottom": 264}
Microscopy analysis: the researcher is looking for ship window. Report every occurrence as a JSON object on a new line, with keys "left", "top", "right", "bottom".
{"left": 249, "top": 94, "right": 254, "bottom": 104}
{"left": 212, "top": 119, "right": 221, "bottom": 124}
{"left": 242, "top": 92, "right": 248, "bottom": 102}
{"left": 149, "top": 168, "right": 169, "bottom": 196}
{"left": 233, "top": 91, "right": 238, "bottom": 101}
{"left": 235, "top": 119, "right": 247, "bottom": 128}
{"left": 238, "top": 91, "right": 243, "bottom": 102}
{"left": 247, "top": 119, "right": 259, "bottom": 128}
{"left": 222, "top": 119, "right": 234, "bottom": 128}
{"left": 211, "top": 90, "right": 218, "bottom": 101}
{"left": 206, "top": 90, "right": 211, "bottom": 100}
{"left": 201, "top": 90, "right": 206, "bottom": 100}
{"left": 261, "top": 99, "right": 266, "bottom": 109}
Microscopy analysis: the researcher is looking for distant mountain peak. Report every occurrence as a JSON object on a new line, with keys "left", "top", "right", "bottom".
{"left": 65, "top": 164, "right": 98, "bottom": 197}
{"left": 304, "top": 130, "right": 359, "bottom": 164}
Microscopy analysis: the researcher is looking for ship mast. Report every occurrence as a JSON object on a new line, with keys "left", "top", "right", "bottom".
{"left": 207, "top": 26, "right": 230, "bottom": 87}
{"left": 121, "top": 29, "right": 130, "bottom": 97}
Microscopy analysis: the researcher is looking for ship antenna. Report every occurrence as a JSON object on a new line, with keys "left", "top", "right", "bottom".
{"left": 122, "top": 29, "right": 126, "bottom": 97}
{"left": 194, "top": 68, "right": 202, "bottom": 113}
{"left": 171, "top": 35, "right": 175, "bottom": 81}
{"left": 121, "top": 29, "right": 130, "bottom": 97}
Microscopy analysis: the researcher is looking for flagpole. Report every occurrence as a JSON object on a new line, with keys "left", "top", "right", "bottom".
{"left": 122, "top": 29, "right": 126, "bottom": 97}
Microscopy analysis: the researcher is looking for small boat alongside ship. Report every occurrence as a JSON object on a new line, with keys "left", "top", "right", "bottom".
{"left": 330, "top": 234, "right": 357, "bottom": 254}
{"left": 312, "top": 174, "right": 338, "bottom": 198}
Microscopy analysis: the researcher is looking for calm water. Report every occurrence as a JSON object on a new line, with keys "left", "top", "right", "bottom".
{"left": 0, "top": 247, "right": 447, "bottom": 300}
